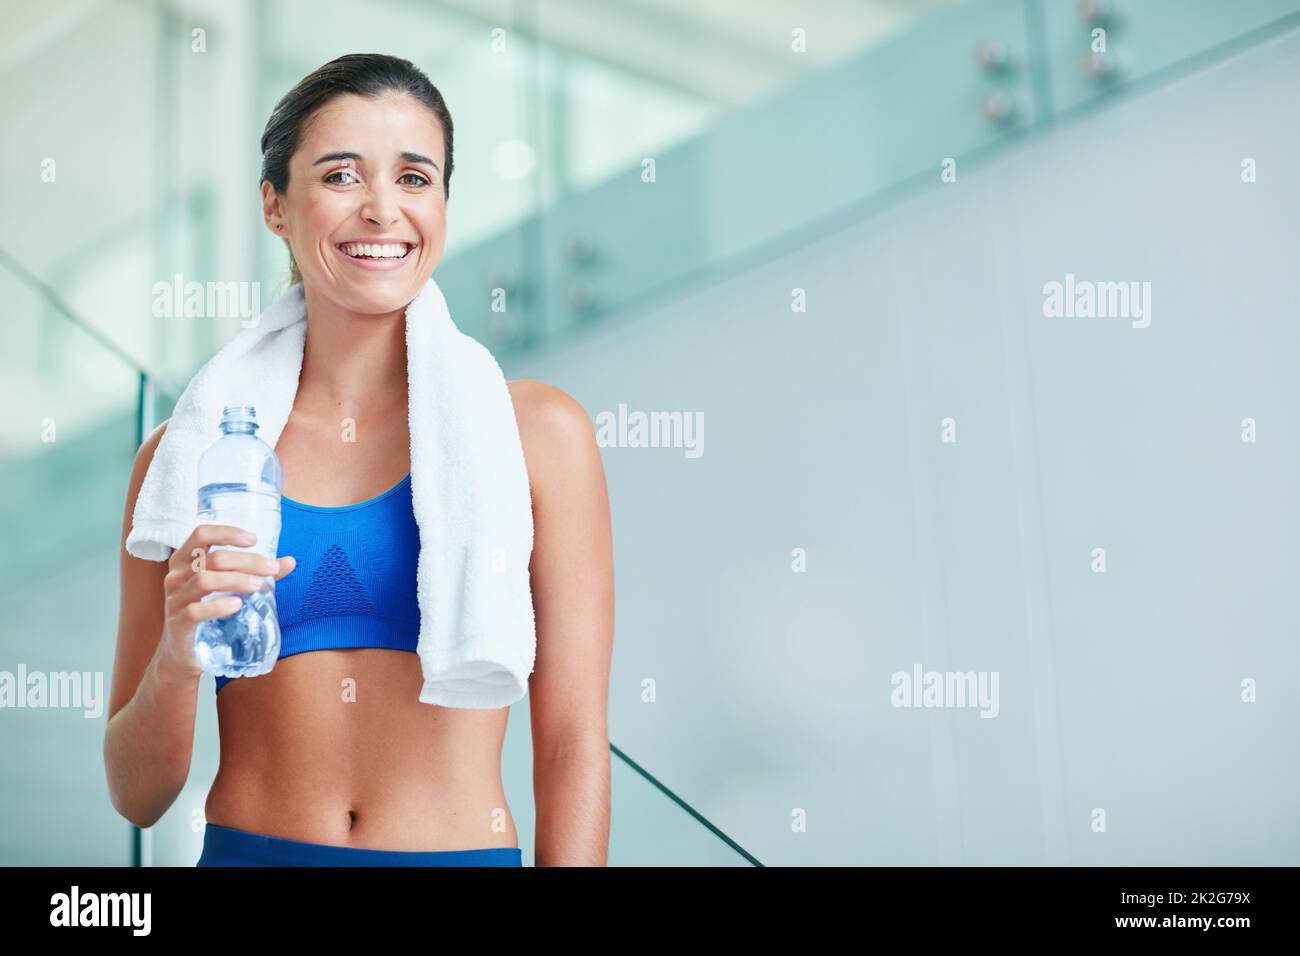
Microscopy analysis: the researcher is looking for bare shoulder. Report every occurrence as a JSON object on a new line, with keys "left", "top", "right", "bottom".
{"left": 507, "top": 379, "right": 588, "bottom": 430}
{"left": 506, "top": 379, "right": 600, "bottom": 490}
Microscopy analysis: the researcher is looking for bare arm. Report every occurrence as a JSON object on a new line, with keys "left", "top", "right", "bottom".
{"left": 511, "top": 380, "right": 615, "bottom": 867}
{"left": 102, "top": 420, "right": 294, "bottom": 828}
{"left": 102, "top": 419, "right": 199, "bottom": 827}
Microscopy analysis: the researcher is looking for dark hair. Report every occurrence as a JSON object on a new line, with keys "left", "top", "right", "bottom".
{"left": 260, "top": 53, "right": 454, "bottom": 285}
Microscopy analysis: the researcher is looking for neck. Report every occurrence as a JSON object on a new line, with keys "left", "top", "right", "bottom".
{"left": 295, "top": 285, "right": 410, "bottom": 419}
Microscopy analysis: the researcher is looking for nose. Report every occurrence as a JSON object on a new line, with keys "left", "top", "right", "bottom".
{"left": 360, "top": 180, "right": 399, "bottom": 227}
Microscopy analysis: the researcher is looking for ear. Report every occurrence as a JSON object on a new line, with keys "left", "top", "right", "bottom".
{"left": 261, "top": 181, "right": 286, "bottom": 235}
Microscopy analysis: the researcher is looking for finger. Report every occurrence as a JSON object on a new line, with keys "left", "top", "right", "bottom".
{"left": 206, "top": 549, "right": 282, "bottom": 576}
{"left": 189, "top": 524, "right": 258, "bottom": 552}
{"left": 172, "top": 569, "right": 268, "bottom": 609}
{"left": 273, "top": 556, "right": 297, "bottom": 581}
{"left": 180, "top": 595, "right": 244, "bottom": 624}
{"left": 172, "top": 525, "right": 257, "bottom": 570}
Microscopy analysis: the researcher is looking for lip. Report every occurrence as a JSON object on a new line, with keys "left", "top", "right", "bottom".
{"left": 334, "top": 240, "right": 418, "bottom": 272}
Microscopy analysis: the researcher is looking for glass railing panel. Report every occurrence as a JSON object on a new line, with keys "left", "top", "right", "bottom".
{"left": 0, "top": 266, "right": 144, "bottom": 865}
{"left": 605, "top": 746, "right": 757, "bottom": 866}
{"left": 538, "top": 0, "right": 975, "bottom": 196}
{"left": 1040, "top": 0, "right": 1300, "bottom": 117}
{"left": 525, "top": 0, "right": 1038, "bottom": 344}
{"left": 502, "top": 707, "right": 757, "bottom": 867}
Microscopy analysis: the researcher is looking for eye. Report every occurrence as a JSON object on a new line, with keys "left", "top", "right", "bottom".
{"left": 325, "top": 168, "right": 357, "bottom": 185}
{"left": 399, "top": 172, "right": 430, "bottom": 187}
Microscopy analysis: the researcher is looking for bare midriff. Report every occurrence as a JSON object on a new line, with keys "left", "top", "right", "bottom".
{"left": 205, "top": 647, "right": 517, "bottom": 851}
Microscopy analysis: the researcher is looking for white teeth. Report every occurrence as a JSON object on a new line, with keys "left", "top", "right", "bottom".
{"left": 341, "top": 242, "right": 411, "bottom": 259}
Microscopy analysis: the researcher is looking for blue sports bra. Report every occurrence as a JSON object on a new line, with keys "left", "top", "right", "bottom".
{"left": 214, "top": 472, "right": 420, "bottom": 695}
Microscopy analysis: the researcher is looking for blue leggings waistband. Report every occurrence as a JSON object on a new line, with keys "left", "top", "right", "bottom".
{"left": 197, "top": 822, "right": 523, "bottom": 867}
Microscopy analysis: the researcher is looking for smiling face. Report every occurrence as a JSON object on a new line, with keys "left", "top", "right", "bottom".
{"left": 261, "top": 91, "right": 447, "bottom": 314}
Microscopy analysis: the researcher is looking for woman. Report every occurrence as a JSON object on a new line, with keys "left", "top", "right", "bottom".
{"left": 103, "top": 54, "right": 614, "bottom": 866}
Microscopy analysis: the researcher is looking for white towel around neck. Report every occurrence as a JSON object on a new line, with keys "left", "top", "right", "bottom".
{"left": 124, "top": 276, "right": 536, "bottom": 709}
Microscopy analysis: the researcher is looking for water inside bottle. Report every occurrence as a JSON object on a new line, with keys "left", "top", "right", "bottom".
{"left": 193, "top": 480, "right": 283, "bottom": 678}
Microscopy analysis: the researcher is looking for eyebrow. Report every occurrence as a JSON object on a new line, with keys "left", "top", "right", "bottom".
{"left": 312, "top": 150, "right": 440, "bottom": 173}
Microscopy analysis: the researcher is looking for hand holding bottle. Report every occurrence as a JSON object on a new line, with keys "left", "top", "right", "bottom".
{"left": 160, "top": 524, "right": 296, "bottom": 679}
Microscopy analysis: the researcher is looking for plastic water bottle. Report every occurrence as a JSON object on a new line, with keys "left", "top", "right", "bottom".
{"left": 192, "top": 404, "right": 284, "bottom": 680}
